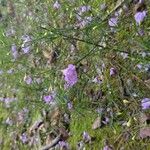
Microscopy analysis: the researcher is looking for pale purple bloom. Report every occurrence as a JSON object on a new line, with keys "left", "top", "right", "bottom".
{"left": 78, "top": 5, "right": 91, "bottom": 15}
{"left": 5, "top": 117, "right": 13, "bottom": 126}
{"left": 136, "top": 64, "right": 143, "bottom": 70}
{"left": 11, "top": 44, "right": 18, "bottom": 59}
{"left": 108, "top": 17, "right": 118, "bottom": 27}
{"left": 110, "top": 67, "right": 117, "bottom": 76}
{"left": 24, "top": 75, "right": 32, "bottom": 84}
{"left": 21, "top": 35, "right": 32, "bottom": 54}
{"left": 138, "top": 28, "right": 144, "bottom": 36}
{"left": 141, "top": 98, "right": 150, "bottom": 110}
{"left": 103, "top": 145, "right": 112, "bottom": 150}
{"left": 21, "top": 35, "right": 31, "bottom": 43}
{"left": 59, "top": 141, "right": 69, "bottom": 149}
{"left": 43, "top": 95, "right": 53, "bottom": 103}
{"left": 100, "top": 3, "right": 107, "bottom": 11}
{"left": 67, "top": 101, "right": 73, "bottom": 110}
{"left": 43, "top": 91, "right": 56, "bottom": 104}
{"left": 62, "top": 64, "right": 78, "bottom": 88}
{"left": 4, "top": 97, "right": 16, "bottom": 107}
{"left": 120, "top": 52, "right": 128, "bottom": 59}
{"left": 53, "top": 1, "right": 61, "bottom": 9}
{"left": 77, "top": 16, "right": 92, "bottom": 28}
{"left": 134, "top": 11, "right": 146, "bottom": 25}
{"left": 139, "top": 0, "right": 144, "bottom": 4}
{"left": 92, "top": 76, "right": 103, "bottom": 84}
{"left": 22, "top": 45, "right": 30, "bottom": 54}
{"left": 82, "top": 131, "right": 91, "bottom": 142}
{"left": 7, "top": 68, "right": 14, "bottom": 74}
{"left": 20, "top": 133, "right": 28, "bottom": 143}
{"left": 18, "top": 108, "right": 29, "bottom": 123}
{"left": 5, "top": 28, "right": 15, "bottom": 37}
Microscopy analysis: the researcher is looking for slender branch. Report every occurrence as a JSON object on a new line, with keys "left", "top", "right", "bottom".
{"left": 40, "top": 134, "right": 61, "bottom": 150}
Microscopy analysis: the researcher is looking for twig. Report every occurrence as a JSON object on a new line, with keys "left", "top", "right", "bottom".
{"left": 40, "top": 134, "right": 61, "bottom": 150}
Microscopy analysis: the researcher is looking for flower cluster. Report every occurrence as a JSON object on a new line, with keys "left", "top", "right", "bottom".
{"left": 62, "top": 64, "right": 78, "bottom": 89}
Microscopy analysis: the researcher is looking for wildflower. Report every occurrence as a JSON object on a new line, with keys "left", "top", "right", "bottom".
{"left": 100, "top": 3, "right": 107, "bottom": 11}
{"left": 11, "top": 44, "right": 18, "bottom": 60}
{"left": 62, "top": 64, "right": 78, "bottom": 88}
{"left": 103, "top": 145, "right": 113, "bottom": 150}
{"left": 77, "top": 16, "right": 92, "bottom": 28}
{"left": 5, "top": 117, "right": 13, "bottom": 126}
{"left": 141, "top": 98, "right": 150, "bottom": 110}
{"left": 78, "top": 5, "right": 91, "bottom": 15}
{"left": 136, "top": 64, "right": 143, "bottom": 70}
{"left": 108, "top": 17, "right": 118, "bottom": 27}
{"left": 18, "top": 108, "right": 29, "bottom": 123}
{"left": 43, "top": 91, "right": 56, "bottom": 104}
{"left": 53, "top": 1, "right": 61, "bottom": 9}
{"left": 22, "top": 45, "right": 30, "bottom": 54}
{"left": 110, "top": 67, "right": 117, "bottom": 76}
{"left": 20, "top": 132, "right": 28, "bottom": 143}
{"left": 5, "top": 28, "right": 15, "bottom": 37}
{"left": 7, "top": 68, "right": 14, "bottom": 74}
{"left": 134, "top": 11, "right": 146, "bottom": 25}
{"left": 59, "top": 141, "right": 69, "bottom": 149}
{"left": 21, "top": 35, "right": 31, "bottom": 43}
{"left": 92, "top": 76, "right": 103, "bottom": 84}
{"left": 21, "top": 35, "right": 32, "bottom": 54}
{"left": 24, "top": 75, "right": 32, "bottom": 85}
{"left": 4, "top": 97, "right": 16, "bottom": 107}
{"left": 120, "top": 52, "right": 128, "bottom": 59}
{"left": 43, "top": 95, "right": 53, "bottom": 103}
{"left": 67, "top": 101, "right": 73, "bottom": 110}
{"left": 82, "top": 131, "right": 91, "bottom": 143}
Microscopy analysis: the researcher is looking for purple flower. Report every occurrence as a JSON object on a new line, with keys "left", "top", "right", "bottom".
{"left": 62, "top": 64, "right": 78, "bottom": 88}
{"left": 141, "top": 98, "right": 150, "bottom": 110}
{"left": 43, "top": 95, "right": 53, "bottom": 103}
{"left": 67, "top": 101, "right": 73, "bottom": 110}
{"left": 22, "top": 45, "right": 30, "bottom": 54}
{"left": 4, "top": 97, "right": 16, "bottom": 104}
{"left": 92, "top": 76, "right": 103, "bottom": 84}
{"left": 53, "top": 1, "right": 61, "bottom": 9}
{"left": 120, "top": 52, "right": 128, "bottom": 59}
{"left": 7, "top": 68, "right": 14, "bottom": 74}
{"left": 103, "top": 145, "right": 112, "bottom": 150}
{"left": 100, "top": 3, "right": 107, "bottom": 11}
{"left": 21, "top": 35, "right": 32, "bottom": 54}
{"left": 11, "top": 44, "right": 18, "bottom": 59}
{"left": 78, "top": 5, "right": 91, "bottom": 15}
{"left": 5, "top": 117, "right": 13, "bottom": 126}
{"left": 82, "top": 131, "right": 91, "bottom": 142}
{"left": 20, "top": 132, "right": 28, "bottom": 143}
{"left": 21, "top": 35, "right": 31, "bottom": 43}
{"left": 110, "top": 67, "right": 117, "bottom": 76}
{"left": 134, "top": 11, "right": 146, "bottom": 25}
{"left": 5, "top": 28, "right": 16, "bottom": 37}
{"left": 108, "top": 17, "right": 118, "bottom": 27}
{"left": 24, "top": 75, "right": 32, "bottom": 85}
{"left": 43, "top": 91, "right": 56, "bottom": 104}
{"left": 59, "top": 141, "right": 69, "bottom": 149}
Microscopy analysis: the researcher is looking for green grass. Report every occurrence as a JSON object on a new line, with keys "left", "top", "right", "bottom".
{"left": 0, "top": 0, "right": 150, "bottom": 149}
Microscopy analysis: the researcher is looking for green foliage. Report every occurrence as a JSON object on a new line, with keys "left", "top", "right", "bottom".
{"left": 0, "top": 0, "right": 150, "bottom": 149}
